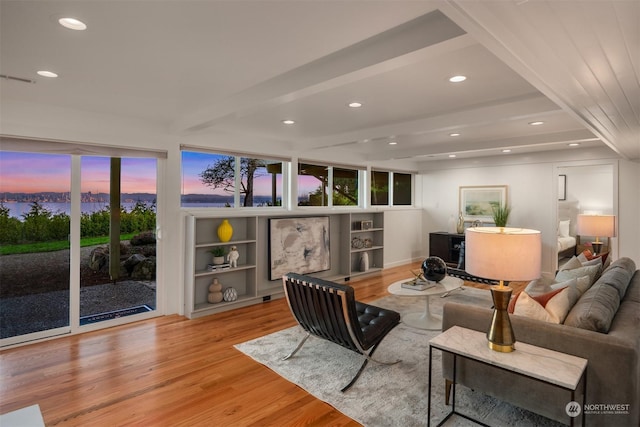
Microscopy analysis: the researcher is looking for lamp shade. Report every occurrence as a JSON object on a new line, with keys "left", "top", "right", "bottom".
{"left": 465, "top": 227, "right": 541, "bottom": 282}
{"left": 576, "top": 214, "right": 616, "bottom": 237}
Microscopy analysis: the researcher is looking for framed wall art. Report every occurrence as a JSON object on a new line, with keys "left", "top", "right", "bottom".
{"left": 459, "top": 185, "right": 508, "bottom": 221}
{"left": 558, "top": 174, "right": 567, "bottom": 201}
{"left": 268, "top": 216, "right": 330, "bottom": 280}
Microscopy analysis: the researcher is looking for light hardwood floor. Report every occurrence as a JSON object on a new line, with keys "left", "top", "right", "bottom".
{"left": 1, "top": 263, "right": 519, "bottom": 426}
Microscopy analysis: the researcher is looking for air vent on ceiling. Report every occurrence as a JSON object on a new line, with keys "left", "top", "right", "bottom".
{"left": 0, "top": 74, "right": 36, "bottom": 84}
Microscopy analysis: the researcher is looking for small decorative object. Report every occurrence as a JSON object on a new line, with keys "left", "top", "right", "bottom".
{"left": 456, "top": 212, "right": 464, "bottom": 234}
{"left": 210, "top": 246, "right": 226, "bottom": 265}
{"left": 227, "top": 245, "right": 239, "bottom": 268}
{"left": 421, "top": 256, "right": 447, "bottom": 282}
{"left": 359, "top": 252, "right": 370, "bottom": 272}
{"left": 217, "top": 219, "right": 233, "bottom": 242}
{"left": 208, "top": 279, "right": 223, "bottom": 304}
{"left": 361, "top": 220, "right": 373, "bottom": 230}
{"left": 363, "top": 238, "right": 373, "bottom": 248}
{"left": 492, "top": 204, "right": 511, "bottom": 228}
{"left": 223, "top": 287, "right": 238, "bottom": 302}
{"left": 351, "top": 236, "right": 364, "bottom": 249}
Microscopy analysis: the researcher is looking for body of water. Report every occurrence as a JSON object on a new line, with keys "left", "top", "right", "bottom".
{"left": 4, "top": 202, "right": 143, "bottom": 218}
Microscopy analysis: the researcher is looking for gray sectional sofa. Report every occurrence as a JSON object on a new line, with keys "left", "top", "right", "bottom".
{"left": 442, "top": 257, "right": 640, "bottom": 426}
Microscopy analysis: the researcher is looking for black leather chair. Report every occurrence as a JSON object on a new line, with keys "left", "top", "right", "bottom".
{"left": 282, "top": 273, "right": 401, "bottom": 392}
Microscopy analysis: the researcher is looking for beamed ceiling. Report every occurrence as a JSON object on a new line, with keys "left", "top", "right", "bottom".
{"left": 1, "top": 1, "right": 638, "bottom": 167}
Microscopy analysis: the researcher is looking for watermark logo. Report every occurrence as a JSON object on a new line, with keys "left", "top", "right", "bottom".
{"left": 566, "top": 401, "right": 631, "bottom": 416}
{"left": 566, "top": 401, "right": 581, "bottom": 418}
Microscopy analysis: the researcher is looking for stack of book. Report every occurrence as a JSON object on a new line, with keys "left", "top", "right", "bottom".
{"left": 401, "top": 280, "right": 435, "bottom": 291}
{"left": 207, "top": 263, "right": 231, "bottom": 271}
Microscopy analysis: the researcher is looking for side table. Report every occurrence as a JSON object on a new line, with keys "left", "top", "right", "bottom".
{"left": 387, "top": 276, "right": 463, "bottom": 330}
{"left": 428, "top": 326, "right": 587, "bottom": 427}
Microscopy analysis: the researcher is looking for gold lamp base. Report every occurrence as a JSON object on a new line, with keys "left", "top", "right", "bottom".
{"left": 487, "top": 283, "right": 515, "bottom": 353}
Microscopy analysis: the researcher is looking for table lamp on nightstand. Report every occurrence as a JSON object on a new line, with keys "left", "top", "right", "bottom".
{"left": 465, "top": 227, "right": 542, "bottom": 353}
{"left": 577, "top": 214, "right": 616, "bottom": 255}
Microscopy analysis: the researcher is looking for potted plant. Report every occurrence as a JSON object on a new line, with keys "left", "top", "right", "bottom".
{"left": 492, "top": 204, "right": 511, "bottom": 228}
{"left": 210, "top": 247, "right": 226, "bottom": 265}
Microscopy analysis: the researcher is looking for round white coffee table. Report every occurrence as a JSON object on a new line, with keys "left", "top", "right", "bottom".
{"left": 387, "top": 276, "right": 463, "bottom": 330}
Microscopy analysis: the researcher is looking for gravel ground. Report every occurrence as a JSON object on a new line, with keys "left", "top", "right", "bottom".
{"left": 0, "top": 246, "right": 156, "bottom": 339}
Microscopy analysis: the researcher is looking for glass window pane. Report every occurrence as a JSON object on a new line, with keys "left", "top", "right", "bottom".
{"left": 240, "top": 158, "right": 283, "bottom": 207}
{"left": 371, "top": 171, "right": 389, "bottom": 205}
{"left": 393, "top": 172, "right": 412, "bottom": 205}
{"left": 181, "top": 151, "right": 234, "bottom": 207}
{"left": 298, "top": 163, "right": 328, "bottom": 206}
{"left": 332, "top": 167, "right": 358, "bottom": 206}
{"left": 0, "top": 151, "right": 71, "bottom": 339}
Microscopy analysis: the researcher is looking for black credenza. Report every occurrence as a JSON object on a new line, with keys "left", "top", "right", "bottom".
{"left": 429, "top": 232, "right": 465, "bottom": 266}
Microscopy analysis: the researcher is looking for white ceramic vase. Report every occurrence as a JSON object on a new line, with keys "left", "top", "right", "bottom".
{"left": 359, "top": 252, "right": 370, "bottom": 272}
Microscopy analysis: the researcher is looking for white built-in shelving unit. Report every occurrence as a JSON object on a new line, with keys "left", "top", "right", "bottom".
{"left": 184, "top": 211, "right": 384, "bottom": 319}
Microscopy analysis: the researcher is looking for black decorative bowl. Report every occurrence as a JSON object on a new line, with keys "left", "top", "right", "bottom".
{"left": 421, "top": 256, "right": 447, "bottom": 282}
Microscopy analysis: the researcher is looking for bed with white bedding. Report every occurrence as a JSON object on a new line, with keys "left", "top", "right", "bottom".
{"left": 557, "top": 200, "right": 579, "bottom": 259}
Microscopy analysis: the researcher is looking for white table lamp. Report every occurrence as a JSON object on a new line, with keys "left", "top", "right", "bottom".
{"left": 465, "top": 227, "right": 542, "bottom": 352}
{"left": 576, "top": 214, "right": 616, "bottom": 255}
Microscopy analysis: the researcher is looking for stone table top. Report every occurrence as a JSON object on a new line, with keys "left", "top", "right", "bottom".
{"left": 430, "top": 326, "right": 587, "bottom": 390}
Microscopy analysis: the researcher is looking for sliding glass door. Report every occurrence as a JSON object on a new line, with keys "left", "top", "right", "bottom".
{"left": 79, "top": 156, "right": 157, "bottom": 325}
{"left": 0, "top": 152, "right": 72, "bottom": 342}
{"left": 1, "top": 145, "right": 160, "bottom": 347}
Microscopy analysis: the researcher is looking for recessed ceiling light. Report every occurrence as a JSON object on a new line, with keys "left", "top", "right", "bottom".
{"left": 529, "top": 121, "right": 544, "bottom": 126}
{"left": 389, "top": 141, "right": 398, "bottom": 145}
{"left": 449, "top": 133, "right": 461, "bottom": 137}
{"left": 448, "top": 154, "right": 457, "bottom": 158}
{"left": 37, "top": 71, "right": 58, "bottom": 78}
{"left": 348, "top": 102, "right": 362, "bottom": 108}
{"left": 282, "top": 120, "right": 295, "bottom": 125}
{"left": 59, "top": 17, "right": 87, "bottom": 30}
{"left": 449, "top": 75, "right": 467, "bottom": 83}
{"left": 502, "top": 149, "right": 512, "bottom": 153}
{"left": 568, "top": 143, "right": 581, "bottom": 147}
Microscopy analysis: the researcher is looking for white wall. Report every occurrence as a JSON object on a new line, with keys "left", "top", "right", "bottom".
{"left": 420, "top": 163, "right": 557, "bottom": 276}
{"left": 420, "top": 157, "right": 640, "bottom": 277}
{"left": 559, "top": 164, "right": 614, "bottom": 214}
{"left": 383, "top": 208, "right": 424, "bottom": 267}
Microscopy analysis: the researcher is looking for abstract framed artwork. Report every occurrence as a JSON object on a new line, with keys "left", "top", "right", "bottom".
{"left": 268, "top": 216, "right": 330, "bottom": 280}
{"left": 459, "top": 185, "right": 508, "bottom": 221}
{"left": 558, "top": 174, "right": 567, "bottom": 201}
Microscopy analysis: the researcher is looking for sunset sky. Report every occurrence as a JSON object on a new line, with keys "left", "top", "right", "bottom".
{"left": 1, "top": 151, "right": 321, "bottom": 197}
{"left": 0, "top": 152, "right": 157, "bottom": 194}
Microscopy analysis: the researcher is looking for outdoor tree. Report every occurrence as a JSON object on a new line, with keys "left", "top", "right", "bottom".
{"left": 199, "top": 157, "right": 266, "bottom": 207}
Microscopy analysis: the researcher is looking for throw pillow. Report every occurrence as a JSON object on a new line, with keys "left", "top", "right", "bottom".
{"left": 558, "top": 220, "right": 570, "bottom": 237}
{"left": 582, "top": 249, "right": 609, "bottom": 266}
{"left": 523, "top": 276, "right": 555, "bottom": 297}
{"left": 560, "top": 256, "right": 583, "bottom": 271}
{"left": 508, "top": 287, "right": 564, "bottom": 313}
{"left": 510, "top": 291, "right": 554, "bottom": 322}
{"left": 555, "top": 264, "right": 600, "bottom": 289}
{"left": 510, "top": 287, "right": 578, "bottom": 324}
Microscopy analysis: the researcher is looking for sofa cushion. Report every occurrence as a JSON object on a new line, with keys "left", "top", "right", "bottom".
{"left": 606, "top": 257, "right": 637, "bottom": 276}
{"left": 564, "top": 283, "right": 620, "bottom": 333}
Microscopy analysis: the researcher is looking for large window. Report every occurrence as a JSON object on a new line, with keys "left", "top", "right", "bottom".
{"left": 371, "top": 171, "right": 389, "bottom": 205}
{"left": 181, "top": 150, "right": 284, "bottom": 208}
{"left": 297, "top": 163, "right": 361, "bottom": 207}
{"left": 371, "top": 170, "right": 413, "bottom": 206}
{"left": 393, "top": 172, "right": 412, "bottom": 205}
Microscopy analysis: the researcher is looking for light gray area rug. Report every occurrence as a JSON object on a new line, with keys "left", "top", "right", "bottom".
{"left": 235, "top": 287, "right": 564, "bottom": 427}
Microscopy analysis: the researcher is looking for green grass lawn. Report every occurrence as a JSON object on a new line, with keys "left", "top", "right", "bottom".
{"left": 0, "top": 233, "right": 137, "bottom": 255}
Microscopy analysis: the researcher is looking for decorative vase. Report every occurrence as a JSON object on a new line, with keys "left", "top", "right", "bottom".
{"left": 223, "top": 287, "right": 238, "bottom": 302}
{"left": 217, "top": 219, "right": 233, "bottom": 242}
{"left": 422, "top": 256, "right": 447, "bottom": 282}
{"left": 359, "top": 252, "right": 370, "bottom": 272}
{"left": 456, "top": 212, "right": 465, "bottom": 234}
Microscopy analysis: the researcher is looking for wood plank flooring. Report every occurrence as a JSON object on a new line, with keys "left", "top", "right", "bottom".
{"left": 0, "top": 263, "right": 519, "bottom": 426}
